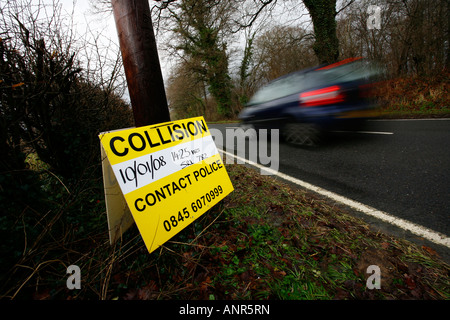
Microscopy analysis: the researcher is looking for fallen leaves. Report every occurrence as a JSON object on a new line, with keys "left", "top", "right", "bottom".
{"left": 422, "top": 245, "right": 438, "bottom": 256}
{"left": 124, "top": 281, "right": 159, "bottom": 300}
{"left": 24, "top": 163, "right": 449, "bottom": 300}
{"left": 11, "top": 82, "right": 25, "bottom": 89}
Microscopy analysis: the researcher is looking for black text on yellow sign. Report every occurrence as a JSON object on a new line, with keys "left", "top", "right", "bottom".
{"left": 99, "top": 117, "right": 233, "bottom": 254}
{"left": 126, "top": 154, "right": 233, "bottom": 253}
{"left": 102, "top": 117, "right": 211, "bottom": 166}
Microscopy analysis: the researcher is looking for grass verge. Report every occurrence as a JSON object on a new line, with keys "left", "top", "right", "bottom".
{"left": 1, "top": 161, "right": 449, "bottom": 300}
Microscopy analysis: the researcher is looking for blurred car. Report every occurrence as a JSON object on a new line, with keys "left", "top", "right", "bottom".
{"left": 238, "top": 57, "right": 382, "bottom": 146}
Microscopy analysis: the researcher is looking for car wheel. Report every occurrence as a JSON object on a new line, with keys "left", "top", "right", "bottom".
{"left": 282, "top": 122, "right": 320, "bottom": 146}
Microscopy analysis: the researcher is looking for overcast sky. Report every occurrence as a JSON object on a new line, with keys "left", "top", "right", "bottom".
{"left": 59, "top": 0, "right": 313, "bottom": 78}
{"left": 51, "top": 0, "right": 317, "bottom": 105}
{"left": 59, "top": 0, "right": 181, "bottom": 85}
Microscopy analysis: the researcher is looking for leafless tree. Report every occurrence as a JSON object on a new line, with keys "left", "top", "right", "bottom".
{"left": 0, "top": 0, "right": 132, "bottom": 179}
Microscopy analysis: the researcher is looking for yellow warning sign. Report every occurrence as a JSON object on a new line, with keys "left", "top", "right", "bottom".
{"left": 99, "top": 116, "right": 233, "bottom": 253}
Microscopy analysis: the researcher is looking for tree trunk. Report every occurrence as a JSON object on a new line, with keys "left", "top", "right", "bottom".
{"left": 303, "top": 0, "right": 339, "bottom": 64}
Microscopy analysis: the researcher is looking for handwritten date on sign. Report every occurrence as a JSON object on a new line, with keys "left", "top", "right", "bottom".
{"left": 119, "top": 154, "right": 167, "bottom": 188}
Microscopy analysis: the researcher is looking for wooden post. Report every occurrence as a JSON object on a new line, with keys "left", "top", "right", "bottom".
{"left": 111, "top": 0, "right": 170, "bottom": 127}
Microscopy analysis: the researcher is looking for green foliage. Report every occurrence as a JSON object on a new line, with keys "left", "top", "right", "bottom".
{"left": 0, "top": 2, "right": 133, "bottom": 299}
{"left": 0, "top": 35, "right": 133, "bottom": 180}
{"left": 237, "top": 34, "right": 256, "bottom": 106}
{"left": 169, "top": 0, "right": 234, "bottom": 118}
{"left": 303, "top": 0, "right": 339, "bottom": 64}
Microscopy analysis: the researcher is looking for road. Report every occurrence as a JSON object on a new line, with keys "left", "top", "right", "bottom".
{"left": 210, "top": 119, "right": 450, "bottom": 258}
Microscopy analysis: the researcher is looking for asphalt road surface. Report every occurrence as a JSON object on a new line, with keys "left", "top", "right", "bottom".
{"left": 210, "top": 119, "right": 450, "bottom": 258}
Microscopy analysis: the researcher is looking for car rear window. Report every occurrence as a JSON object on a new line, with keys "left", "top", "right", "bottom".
{"left": 320, "top": 60, "right": 380, "bottom": 83}
{"left": 248, "top": 73, "right": 308, "bottom": 105}
{"left": 248, "top": 60, "right": 380, "bottom": 105}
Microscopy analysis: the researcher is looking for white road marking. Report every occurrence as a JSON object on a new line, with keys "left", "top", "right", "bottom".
{"left": 219, "top": 148, "right": 450, "bottom": 249}
{"left": 370, "top": 118, "right": 450, "bottom": 121}
{"left": 332, "top": 130, "right": 394, "bottom": 135}
{"left": 226, "top": 126, "right": 394, "bottom": 135}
